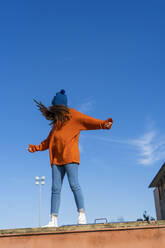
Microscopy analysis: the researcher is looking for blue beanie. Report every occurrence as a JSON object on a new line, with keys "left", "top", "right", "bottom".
{"left": 52, "top": 89, "right": 68, "bottom": 106}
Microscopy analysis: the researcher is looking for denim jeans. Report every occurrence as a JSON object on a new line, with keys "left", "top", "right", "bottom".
{"left": 51, "top": 163, "right": 85, "bottom": 215}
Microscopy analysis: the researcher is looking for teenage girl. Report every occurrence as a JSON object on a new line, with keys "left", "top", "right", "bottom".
{"left": 27, "top": 89, "right": 113, "bottom": 227}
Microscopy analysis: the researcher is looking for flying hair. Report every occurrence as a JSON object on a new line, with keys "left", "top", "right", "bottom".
{"left": 33, "top": 99, "right": 72, "bottom": 129}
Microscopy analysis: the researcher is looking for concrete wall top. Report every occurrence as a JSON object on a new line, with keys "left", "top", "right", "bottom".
{"left": 1, "top": 220, "right": 165, "bottom": 237}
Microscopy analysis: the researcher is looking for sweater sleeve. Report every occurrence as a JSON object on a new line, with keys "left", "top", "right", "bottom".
{"left": 29, "top": 128, "right": 53, "bottom": 152}
{"left": 73, "top": 109, "right": 113, "bottom": 131}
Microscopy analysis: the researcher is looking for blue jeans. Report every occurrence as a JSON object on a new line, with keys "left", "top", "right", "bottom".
{"left": 51, "top": 163, "right": 85, "bottom": 215}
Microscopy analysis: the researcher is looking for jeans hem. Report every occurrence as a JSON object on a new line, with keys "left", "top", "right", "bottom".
{"left": 78, "top": 208, "right": 85, "bottom": 212}
{"left": 51, "top": 213, "right": 58, "bottom": 216}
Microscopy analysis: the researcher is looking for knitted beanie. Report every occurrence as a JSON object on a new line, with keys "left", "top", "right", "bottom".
{"left": 52, "top": 89, "right": 68, "bottom": 106}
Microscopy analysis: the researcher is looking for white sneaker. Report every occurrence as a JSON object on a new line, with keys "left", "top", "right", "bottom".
{"left": 78, "top": 212, "right": 87, "bottom": 225}
{"left": 43, "top": 216, "right": 58, "bottom": 227}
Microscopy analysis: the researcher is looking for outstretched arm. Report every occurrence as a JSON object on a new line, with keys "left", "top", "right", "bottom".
{"left": 27, "top": 129, "right": 53, "bottom": 153}
{"left": 74, "top": 109, "right": 113, "bottom": 131}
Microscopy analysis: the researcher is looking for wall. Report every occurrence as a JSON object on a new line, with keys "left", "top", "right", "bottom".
{"left": 0, "top": 221, "right": 165, "bottom": 248}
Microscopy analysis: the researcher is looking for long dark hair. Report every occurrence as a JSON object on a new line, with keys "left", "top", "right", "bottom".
{"left": 34, "top": 99, "right": 72, "bottom": 129}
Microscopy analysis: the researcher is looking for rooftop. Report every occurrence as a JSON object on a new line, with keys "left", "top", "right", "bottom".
{"left": 149, "top": 162, "right": 165, "bottom": 188}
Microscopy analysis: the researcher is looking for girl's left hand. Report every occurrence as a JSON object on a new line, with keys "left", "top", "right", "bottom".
{"left": 26, "top": 145, "right": 36, "bottom": 153}
{"left": 26, "top": 147, "right": 32, "bottom": 152}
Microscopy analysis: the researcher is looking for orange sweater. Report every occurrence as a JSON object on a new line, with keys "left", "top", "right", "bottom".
{"left": 29, "top": 108, "right": 113, "bottom": 166}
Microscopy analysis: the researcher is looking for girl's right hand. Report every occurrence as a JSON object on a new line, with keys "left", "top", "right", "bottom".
{"left": 104, "top": 118, "right": 113, "bottom": 129}
{"left": 105, "top": 122, "right": 113, "bottom": 129}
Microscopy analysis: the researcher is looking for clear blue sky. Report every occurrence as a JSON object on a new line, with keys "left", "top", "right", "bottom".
{"left": 0, "top": 0, "right": 165, "bottom": 229}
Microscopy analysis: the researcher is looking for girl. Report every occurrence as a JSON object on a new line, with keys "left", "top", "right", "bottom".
{"left": 27, "top": 89, "right": 113, "bottom": 227}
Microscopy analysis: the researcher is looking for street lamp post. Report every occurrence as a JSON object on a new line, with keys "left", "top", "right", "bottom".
{"left": 35, "top": 176, "right": 45, "bottom": 227}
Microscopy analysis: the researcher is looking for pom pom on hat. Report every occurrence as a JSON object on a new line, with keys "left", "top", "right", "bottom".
{"left": 60, "top": 89, "right": 65, "bottom": 95}
{"left": 52, "top": 89, "right": 68, "bottom": 106}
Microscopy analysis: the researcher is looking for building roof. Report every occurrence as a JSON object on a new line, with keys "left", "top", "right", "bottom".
{"left": 149, "top": 162, "right": 165, "bottom": 188}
